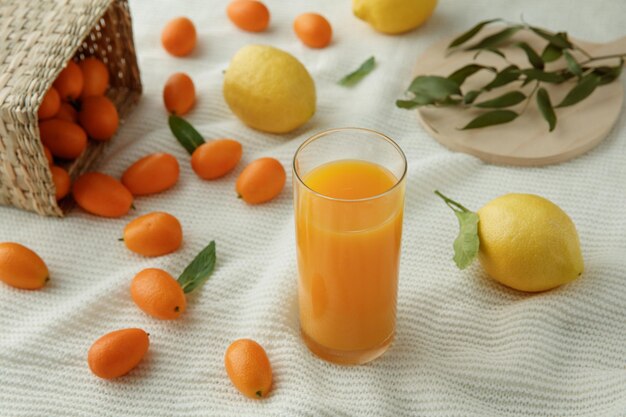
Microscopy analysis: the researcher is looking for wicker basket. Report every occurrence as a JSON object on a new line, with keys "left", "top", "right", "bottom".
{"left": 0, "top": 0, "right": 142, "bottom": 217}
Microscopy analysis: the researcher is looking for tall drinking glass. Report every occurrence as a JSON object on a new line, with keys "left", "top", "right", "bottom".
{"left": 293, "top": 128, "right": 407, "bottom": 365}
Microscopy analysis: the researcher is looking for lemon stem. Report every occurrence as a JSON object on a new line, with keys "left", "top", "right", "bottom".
{"left": 434, "top": 190, "right": 473, "bottom": 213}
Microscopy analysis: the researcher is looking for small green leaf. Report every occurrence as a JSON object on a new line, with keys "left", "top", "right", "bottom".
{"left": 555, "top": 32, "right": 571, "bottom": 45}
{"left": 563, "top": 51, "right": 582, "bottom": 77}
{"left": 447, "top": 64, "right": 493, "bottom": 85}
{"left": 396, "top": 99, "right": 418, "bottom": 109}
{"left": 484, "top": 65, "right": 520, "bottom": 90}
{"left": 521, "top": 69, "right": 565, "bottom": 84}
{"left": 169, "top": 115, "right": 205, "bottom": 155}
{"left": 466, "top": 26, "right": 523, "bottom": 51}
{"left": 461, "top": 110, "right": 518, "bottom": 129}
{"left": 516, "top": 42, "right": 544, "bottom": 69}
{"left": 556, "top": 73, "right": 602, "bottom": 108}
{"left": 463, "top": 90, "right": 482, "bottom": 104}
{"left": 452, "top": 210, "right": 480, "bottom": 270}
{"left": 448, "top": 19, "right": 501, "bottom": 49}
{"left": 530, "top": 27, "right": 572, "bottom": 49}
{"left": 177, "top": 241, "right": 217, "bottom": 294}
{"left": 396, "top": 90, "right": 439, "bottom": 109}
{"left": 536, "top": 88, "right": 557, "bottom": 131}
{"left": 593, "top": 60, "right": 623, "bottom": 85}
{"left": 396, "top": 75, "right": 461, "bottom": 109}
{"left": 434, "top": 191, "right": 479, "bottom": 270}
{"left": 339, "top": 56, "right": 376, "bottom": 87}
{"left": 439, "top": 97, "right": 463, "bottom": 106}
{"left": 484, "top": 48, "right": 506, "bottom": 58}
{"left": 520, "top": 77, "right": 533, "bottom": 88}
{"left": 474, "top": 91, "right": 526, "bottom": 108}
{"left": 473, "top": 48, "right": 507, "bottom": 60}
{"left": 541, "top": 43, "right": 563, "bottom": 63}
{"left": 402, "top": 75, "right": 462, "bottom": 108}
{"left": 396, "top": 99, "right": 425, "bottom": 109}
{"left": 408, "top": 75, "right": 462, "bottom": 100}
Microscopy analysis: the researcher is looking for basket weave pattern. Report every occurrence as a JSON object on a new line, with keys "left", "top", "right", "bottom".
{"left": 0, "top": 0, "right": 142, "bottom": 216}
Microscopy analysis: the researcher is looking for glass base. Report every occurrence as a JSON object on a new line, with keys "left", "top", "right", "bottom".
{"left": 301, "top": 328, "right": 394, "bottom": 365}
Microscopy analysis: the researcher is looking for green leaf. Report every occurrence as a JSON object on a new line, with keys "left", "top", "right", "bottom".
{"left": 484, "top": 48, "right": 506, "bottom": 58}
{"left": 593, "top": 60, "right": 623, "bottom": 85}
{"left": 563, "top": 51, "right": 582, "bottom": 77}
{"left": 448, "top": 19, "right": 501, "bottom": 49}
{"left": 439, "top": 97, "right": 463, "bottom": 106}
{"left": 473, "top": 48, "right": 507, "bottom": 60}
{"left": 520, "top": 77, "right": 533, "bottom": 88}
{"left": 338, "top": 56, "right": 376, "bottom": 87}
{"left": 452, "top": 210, "right": 480, "bottom": 269}
{"left": 474, "top": 91, "right": 526, "bottom": 108}
{"left": 168, "top": 115, "right": 205, "bottom": 155}
{"left": 177, "top": 241, "right": 217, "bottom": 294}
{"left": 516, "top": 42, "right": 544, "bottom": 69}
{"left": 461, "top": 110, "right": 518, "bottom": 129}
{"left": 396, "top": 92, "right": 462, "bottom": 110}
{"left": 556, "top": 32, "right": 571, "bottom": 45}
{"left": 484, "top": 65, "right": 520, "bottom": 90}
{"left": 396, "top": 99, "right": 426, "bottom": 109}
{"left": 407, "top": 75, "right": 462, "bottom": 105}
{"left": 556, "top": 73, "right": 602, "bottom": 108}
{"left": 396, "top": 99, "right": 419, "bottom": 109}
{"left": 521, "top": 69, "right": 565, "bottom": 84}
{"left": 448, "top": 64, "right": 492, "bottom": 85}
{"left": 463, "top": 90, "right": 482, "bottom": 104}
{"left": 396, "top": 87, "right": 441, "bottom": 108}
{"left": 434, "top": 191, "right": 479, "bottom": 270}
{"left": 536, "top": 88, "right": 557, "bottom": 131}
{"left": 530, "top": 27, "right": 573, "bottom": 49}
{"left": 466, "top": 26, "right": 523, "bottom": 50}
{"left": 541, "top": 43, "right": 563, "bottom": 63}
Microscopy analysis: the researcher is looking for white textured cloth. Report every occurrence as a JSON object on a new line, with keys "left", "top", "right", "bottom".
{"left": 2, "top": 0, "right": 626, "bottom": 415}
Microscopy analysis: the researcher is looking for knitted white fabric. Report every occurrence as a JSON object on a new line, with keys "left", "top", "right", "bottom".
{"left": 1, "top": 0, "right": 626, "bottom": 415}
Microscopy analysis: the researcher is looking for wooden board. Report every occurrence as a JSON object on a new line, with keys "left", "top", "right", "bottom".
{"left": 413, "top": 27, "right": 626, "bottom": 166}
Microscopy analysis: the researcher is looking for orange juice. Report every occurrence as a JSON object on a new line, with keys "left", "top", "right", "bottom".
{"left": 295, "top": 159, "right": 404, "bottom": 364}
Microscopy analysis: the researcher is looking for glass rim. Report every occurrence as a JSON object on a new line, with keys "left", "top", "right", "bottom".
{"left": 292, "top": 127, "right": 408, "bottom": 203}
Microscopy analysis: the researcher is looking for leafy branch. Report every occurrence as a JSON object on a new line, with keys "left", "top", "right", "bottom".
{"left": 397, "top": 20, "right": 625, "bottom": 131}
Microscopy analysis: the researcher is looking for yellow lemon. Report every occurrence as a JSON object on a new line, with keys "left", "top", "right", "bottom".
{"left": 477, "top": 194, "right": 584, "bottom": 292}
{"left": 352, "top": 0, "right": 437, "bottom": 35}
{"left": 223, "top": 45, "right": 316, "bottom": 134}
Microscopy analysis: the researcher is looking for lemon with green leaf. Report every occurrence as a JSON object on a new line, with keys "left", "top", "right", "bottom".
{"left": 436, "top": 191, "right": 584, "bottom": 292}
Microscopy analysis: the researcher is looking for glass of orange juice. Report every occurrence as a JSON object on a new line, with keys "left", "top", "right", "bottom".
{"left": 293, "top": 128, "right": 407, "bottom": 365}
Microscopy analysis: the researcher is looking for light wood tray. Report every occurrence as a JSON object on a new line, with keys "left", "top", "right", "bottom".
{"left": 414, "top": 27, "right": 626, "bottom": 166}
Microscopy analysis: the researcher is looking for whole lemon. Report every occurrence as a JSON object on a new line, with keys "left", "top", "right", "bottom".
{"left": 223, "top": 45, "right": 316, "bottom": 134}
{"left": 477, "top": 194, "right": 584, "bottom": 292}
{"left": 352, "top": 0, "right": 437, "bottom": 34}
